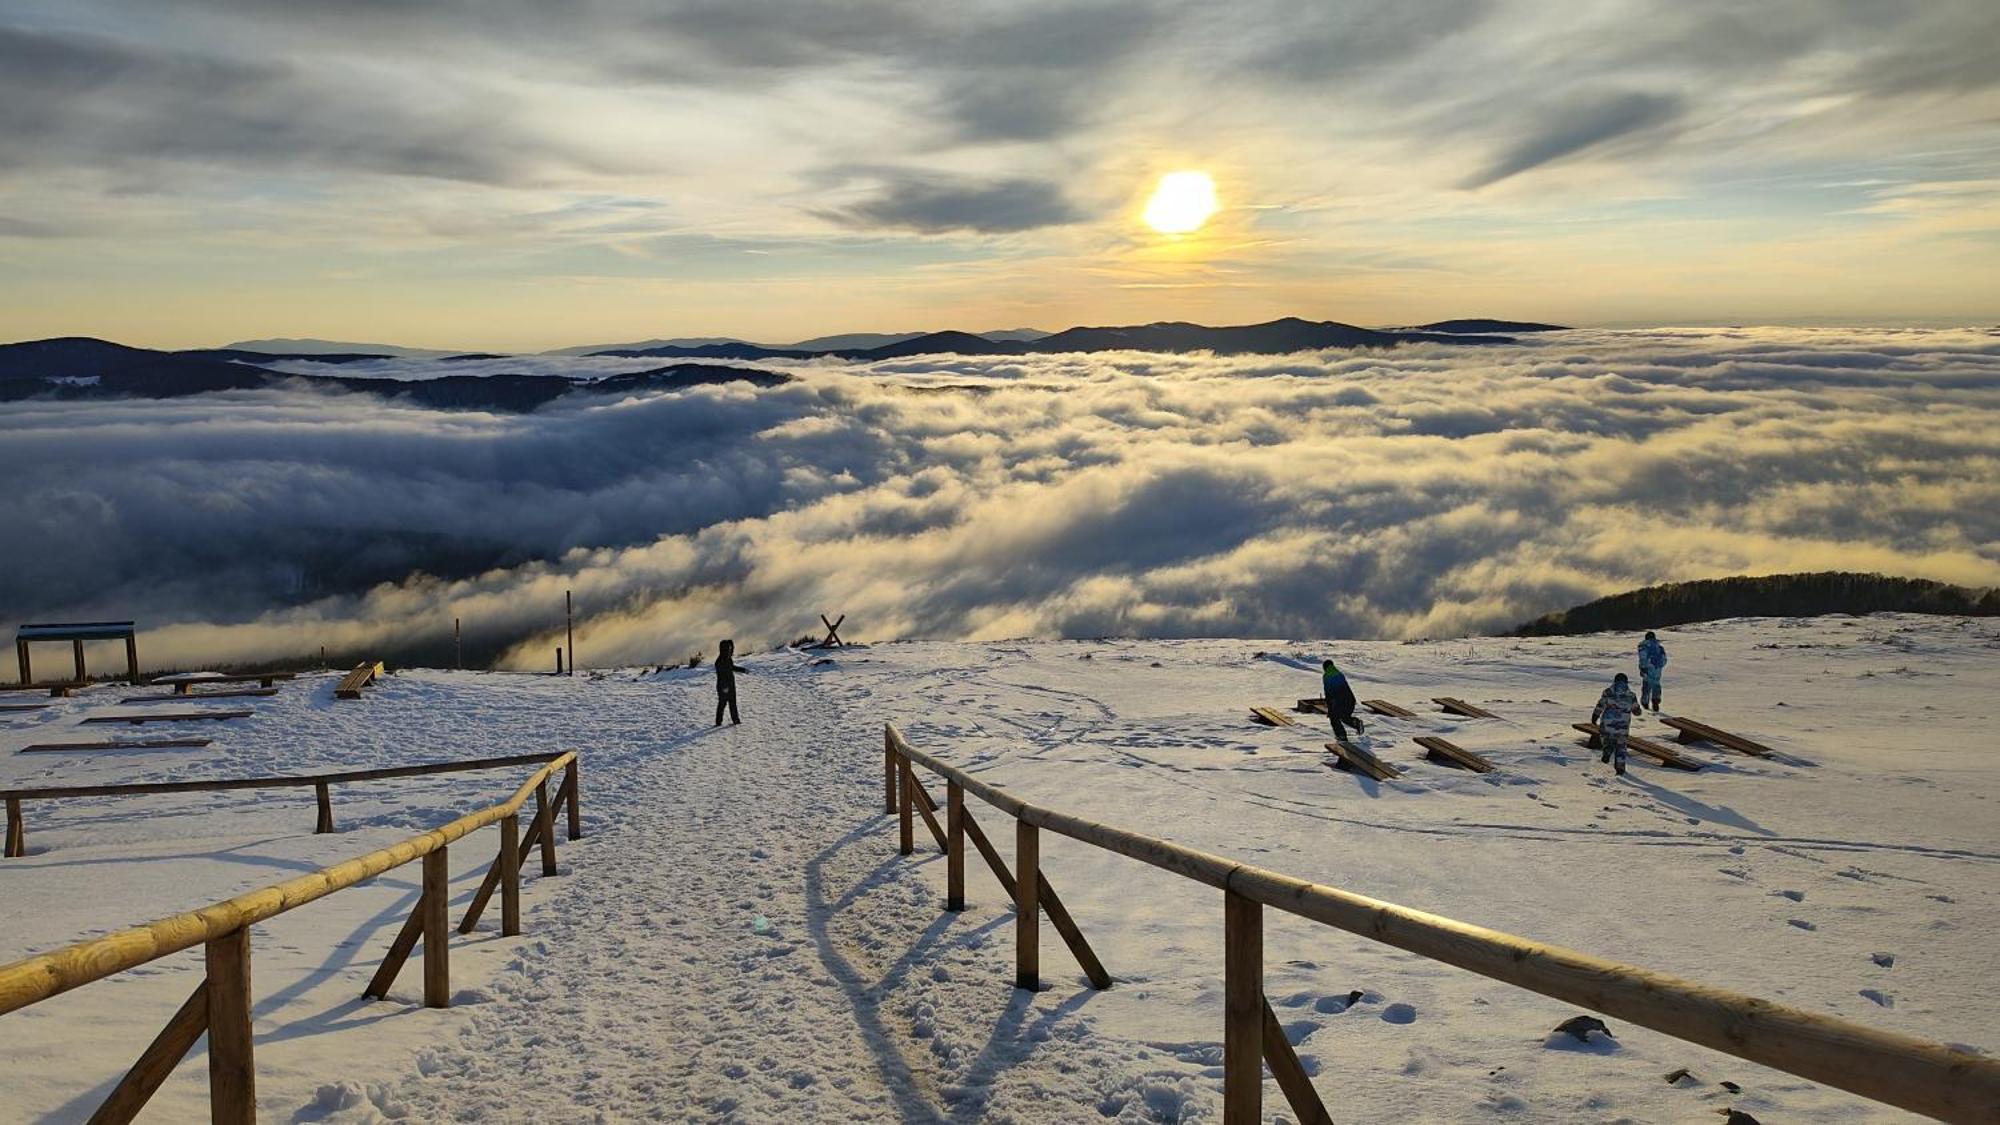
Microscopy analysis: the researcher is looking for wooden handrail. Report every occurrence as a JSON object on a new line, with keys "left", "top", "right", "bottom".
{"left": 885, "top": 724, "right": 2000, "bottom": 1123}
{"left": 0, "top": 751, "right": 577, "bottom": 1016}
{"left": 0, "top": 750, "right": 565, "bottom": 801}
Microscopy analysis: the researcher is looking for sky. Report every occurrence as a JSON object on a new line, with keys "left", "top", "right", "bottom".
{"left": 5, "top": 327, "right": 1996, "bottom": 668}
{"left": 2, "top": 0, "right": 1999, "bottom": 351}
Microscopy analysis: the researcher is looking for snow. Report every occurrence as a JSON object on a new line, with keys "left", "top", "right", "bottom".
{"left": 2, "top": 614, "right": 1996, "bottom": 1122}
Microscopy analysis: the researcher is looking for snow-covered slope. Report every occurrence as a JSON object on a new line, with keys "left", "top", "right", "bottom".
{"left": 1, "top": 615, "right": 1994, "bottom": 1121}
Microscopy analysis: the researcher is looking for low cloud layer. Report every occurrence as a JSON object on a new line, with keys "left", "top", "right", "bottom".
{"left": 3, "top": 328, "right": 1997, "bottom": 672}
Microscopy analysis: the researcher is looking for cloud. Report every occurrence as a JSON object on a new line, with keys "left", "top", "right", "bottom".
{"left": 3, "top": 328, "right": 1996, "bottom": 672}
{"left": 1460, "top": 92, "right": 1687, "bottom": 189}
{"left": 823, "top": 175, "right": 1086, "bottom": 234}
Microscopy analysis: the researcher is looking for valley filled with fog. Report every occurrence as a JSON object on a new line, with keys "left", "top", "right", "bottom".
{"left": 4, "top": 326, "right": 1996, "bottom": 670}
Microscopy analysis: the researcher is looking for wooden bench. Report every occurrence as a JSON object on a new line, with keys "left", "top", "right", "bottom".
{"left": 1294, "top": 697, "right": 1329, "bottom": 715}
{"left": 1362, "top": 699, "right": 1419, "bottom": 719}
{"left": 1326, "top": 741, "right": 1403, "bottom": 781}
{"left": 120, "top": 688, "right": 279, "bottom": 704}
{"left": 1658, "top": 717, "right": 1776, "bottom": 758}
{"left": 1435, "top": 697, "right": 1500, "bottom": 719}
{"left": 21, "top": 738, "right": 212, "bottom": 753}
{"left": 1572, "top": 722, "right": 1703, "bottom": 771}
{"left": 0, "top": 681, "right": 88, "bottom": 698}
{"left": 152, "top": 671, "right": 298, "bottom": 694}
{"left": 1250, "top": 707, "right": 1298, "bottom": 727}
{"left": 1413, "top": 736, "right": 1496, "bottom": 773}
{"left": 335, "top": 661, "right": 385, "bottom": 700}
{"left": 0, "top": 703, "right": 49, "bottom": 713}
{"left": 82, "top": 710, "right": 252, "bottom": 726}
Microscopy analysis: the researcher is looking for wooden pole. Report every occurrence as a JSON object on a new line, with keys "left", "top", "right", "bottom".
{"left": 555, "top": 647, "right": 563, "bottom": 676}
{"left": 205, "top": 928, "right": 256, "bottom": 1125}
{"left": 534, "top": 782, "right": 557, "bottom": 876}
{"left": 1016, "top": 820, "right": 1039, "bottom": 990}
{"left": 563, "top": 759, "right": 582, "bottom": 840}
{"left": 314, "top": 782, "right": 333, "bottom": 834}
{"left": 15, "top": 639, "right": 28, "bottom": 686}
{"left": 898, "top": 761, "right": 914, "bottom": 856}
{"left": 454, "top": 618, "right": 461, "bottom": 672}
{"left": 422, "top": 847, "right": 449, "bottom": 1008}
{"left": 883, "top": 729, "right": 897, "bottom": 814}
{"left": 125, "top": 634, "right": 140, "bottom": 686}
{"left": 946, "top": 781, "right": 966, "bottom": 912}
{"left": 1224, "top": 890, "right": 1263, "bottom": 1125}
{"left": 1263, "top": 998, "right": 1332, "bottom": 1124}
{"left": 565, "top": 590, "right": 574, "bottom": 676}
{"left": 88, "top": 981, "right": 209, "bottom": 1125}
{"left": 73, "top": 638, "right": 86, "bottom": 683}
{"left": 5, "top": 797, "right": 23, "bottom": 858}
{"left": 499, "top": 815, "right": 521, "bottom": 937}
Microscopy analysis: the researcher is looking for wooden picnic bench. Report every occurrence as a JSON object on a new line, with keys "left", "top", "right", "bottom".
{"left": 335, "top": 661, "right": 385, "bottom": 700}
{"left": 1572, "top": 722, "right": 1703, "bottom": 771}
{"left": 82, "top": 710, "right": 252, "bottom": 726}
{"left": 1435, "top": 697, "right": 1501, "bottom": 719}
{"left": 1658, "top": 717, "right": 1776, "bottom": 758}
{"left": 1326, "top": 741, "right": 1403, "bottom": 781}
{"left": 120, "top": 688, "right": 279, "bottom": 704}
{"left": 1250, "top": 706, "right": 1298, "bottom": 727}
{"left": 1362, "top": 699, "right": 1419, "bottom": 719}
{"left": 1413, "top": 736, "right": 1496, "bottom": 773}
{"left": 20, "top": 738, "right": 213, "bottom": 754}
{"left": 153, "top": 672, "right": 298, "bottom": 695}
{"left": 0, "top": 681, "right": 88, "bottom": 698}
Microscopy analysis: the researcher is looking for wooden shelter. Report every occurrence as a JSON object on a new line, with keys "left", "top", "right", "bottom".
{"left": 14, "top": 621, "right": 139, "bottom": 686}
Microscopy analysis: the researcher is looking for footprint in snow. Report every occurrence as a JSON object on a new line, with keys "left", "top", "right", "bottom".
{"left": 1860, "top": 989, "right": 1894, "bottom": 1007}
{"left": 1380, "top": 1003, "right": 1417, "bottom": 1025}
{"left": 1787, "top": 919, "right": 1818, "bottom": 931}
{"left": 1871, "top": 952, "right": 1895, "bottom": 968}
{"left": 1773, "top": 889, "right": 1805, "bottom": 902}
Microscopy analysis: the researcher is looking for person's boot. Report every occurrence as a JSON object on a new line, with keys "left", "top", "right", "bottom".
{"left": 1615, "top": 760, "right": 1626, "bottom": 776}
{"left": 1600, "top": 749, "right": 1611, "bottom": 763}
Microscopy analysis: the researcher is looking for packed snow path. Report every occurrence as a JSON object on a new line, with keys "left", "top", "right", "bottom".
{"left": 3, "top": 616, "right": 1996, "bottom": 1121}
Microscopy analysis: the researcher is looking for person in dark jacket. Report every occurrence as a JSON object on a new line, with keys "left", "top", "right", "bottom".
{"left": 714, "top": 639, "right": 748, "bottom": 726}
{"left": 1322, "top": 659, "right": 1364, "bottom": 742}
{"left": 1636, "top": 631, "right": 1668, "bottom": 712}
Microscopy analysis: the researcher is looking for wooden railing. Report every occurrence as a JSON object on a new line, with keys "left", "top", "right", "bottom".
{"left": 0, "top": 751, "right": 582, "bottom": 1124}
{"left": 2, "top": 750, "right": 572, "bottom": 858}
{"left": 882, "top": 724, "right": 2000, "bottom": 1124}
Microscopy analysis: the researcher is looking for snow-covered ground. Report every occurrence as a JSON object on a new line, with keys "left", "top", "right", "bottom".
{"left": 2, "top": 614, "right": 1995, "bottom": 1122}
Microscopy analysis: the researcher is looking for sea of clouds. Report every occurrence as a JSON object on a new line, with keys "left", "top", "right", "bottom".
{"left": 3, "top": 327, "right": 1997, "bottom": 672}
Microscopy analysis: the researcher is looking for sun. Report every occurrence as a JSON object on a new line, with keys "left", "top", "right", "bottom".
{"left": 1143, "top": 171, "right": 1218, "bottom": 234}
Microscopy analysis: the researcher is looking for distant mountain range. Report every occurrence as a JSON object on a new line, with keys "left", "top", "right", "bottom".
{"left": 0, "top": 317, "right": 1569, "bottom": 411}
{"left": 0, "top": 338, "right": 788, "bottom": 412}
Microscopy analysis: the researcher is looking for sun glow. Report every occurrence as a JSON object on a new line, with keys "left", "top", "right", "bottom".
{"left": 1142, "top": 171, "right": 1218, "bottom": 234}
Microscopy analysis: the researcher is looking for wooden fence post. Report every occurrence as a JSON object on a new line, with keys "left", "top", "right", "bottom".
{"left": 314, "top": 782, "right": 333, "bottom": 834}
{"left": 534, "top": 782, "right": 557, "bottom": 876}
{"left": 499, "top": 814, "right": 522, "bottom": 937}
{"left": 205, "top": 928, "right": 255, "bottom": 1125}
{"left": 422, "top": 847, "right": 450, "bottom": 1008}
{"left": 1224, "top": 890, "right": 1263, "bottom": 1124}
{"left": 563, "top": 759, "right": 582, "bottom": 840}
{"left": 946, "top": 781, "right": 965, "bottom": 912}
{"left": 898, "top": 761, "right": 914, "bottom": 856}
{"left": 883, "top": 729, "right": 897, "bottom": 815}
{"left": 1016, "top": 820, "right": 1039, "bottom": 990}
{"left": 5, "top": 797, "right": 23, "bottom": 858}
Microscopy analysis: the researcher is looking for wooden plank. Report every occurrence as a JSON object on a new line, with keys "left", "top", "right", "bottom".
{"left": 500, "top": 813, "right": 522, "bottom": 936}
{"left": 422, "top": 847, "right": 449, "bottom": 1008}
{"left": 315, "top": 782, "right": 334, "bottom": 833}
{"left": 0, "top": 680, "right": 87, "bottom": 694}
{"left": 946, "top": 781, "right": 966, "bottom": 912}
{"left": 1361, "top": 699, "right": 1419, "bottom": 719}
{"left": 1414, "top": 735, "right": 1496, "bottom": 773}
{"left": 151, "top": 672, "right": 297, "bottom": 688}
{"left": 533, "top": 782, "right": 557, "bottom": 877}
{"left": 365, "top": 894, "right": 427, "bottom": 1000}
{"left": 205, "top": 928, "right": 255, "bottom": 1125}
{"left": 20, "top": 739, "right": 212, "bottom": 753}
{"left": 1250, "top": 706, "right": 1298, "bottom": 727}
{"left": 1572, "top": 723, "right": 1704, "bottom": 771}
{"left": 5, "top": 797, "right": 22, "bottom": 858}
{"left": 118, "top": 688, "right": 277, "bottom": 704}
{"left": 85, "top": 981, "right": 208, "bottom": 1125}
{"left": 1294, "top": 697, "right": 1329, "bottom": 715}
{"left": 81, "top": 710, "right": 251, "bottom": 725}
{"left": 0, "top": 702, "right": 49, "bottom": 712}
{"left": 883, "top": 729, "right": 897, "bottom": 814}
{"left": 1263, "top": 997, "right": 1332, "bottom": 1125}
{"left": 334, "top": 660, "right": 383, "bottom": 700}
{"left": 563, "top": 759, "right": 583, "bottom": 841}
{"left": 898, "top": 760, "right": 914, "bottom": 856}
{"left": 1659, "top": 717, "right": 1777, "bottom": 758}
{"left": 1, "top": 749, "right": 563, "bottom": 800}
{"left": 1016, "top": 820, "right": 1039, "bottom": 990}
{"left": 1223, "top": 890, "right": 1262, "bottom": 1125}
{"left": 1434, "top": 697, "right": 1500, "bottom": 719}
{"left": 1325, "top": 741, "right": 1403, "bottom": 781}
{"left": 912, "top": 776, "right": 949, "bottom": 852}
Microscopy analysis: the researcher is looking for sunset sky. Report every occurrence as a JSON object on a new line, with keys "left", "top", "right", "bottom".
{"left": 4, "top": 0, "right": 1998, "bottom": 351}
